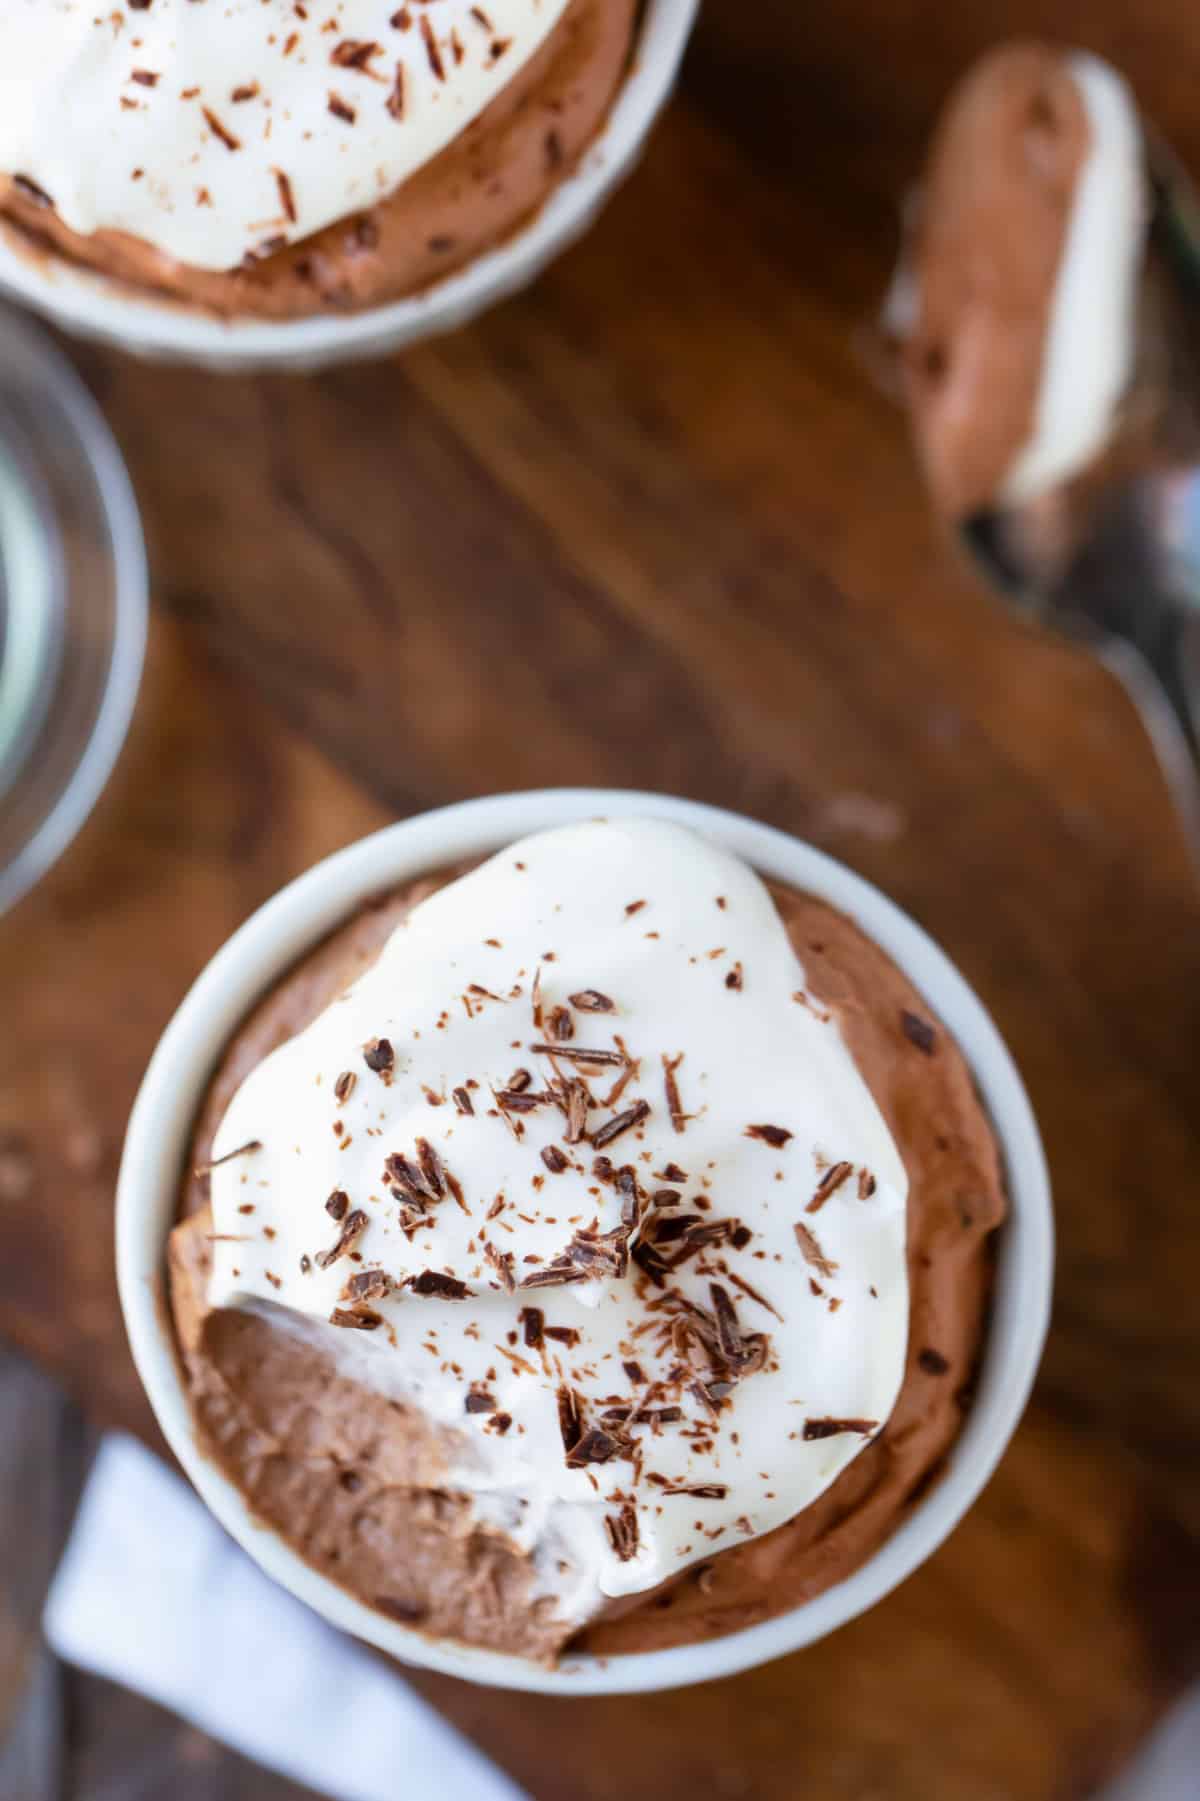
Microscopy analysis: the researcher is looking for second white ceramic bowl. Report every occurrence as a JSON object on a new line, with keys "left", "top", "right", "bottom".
{"left": 116, "top": 789, "right": 1053, "bottom": 1693}
{"left": 0, "top": 2, "right": 699, "bottom": 371}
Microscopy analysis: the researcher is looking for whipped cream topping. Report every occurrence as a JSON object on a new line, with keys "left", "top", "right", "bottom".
{"left": 205, "top": 821, "right": 908, "bottom": 1622}
{"left": 0, "top": 1, "right": 569, "bottom": 271}
{"left": 1002, "top": 53, "right": 1147, "bottom": 506}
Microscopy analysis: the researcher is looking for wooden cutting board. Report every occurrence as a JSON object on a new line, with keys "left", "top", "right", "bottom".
{"left": 3, "top": 5, "right": 1199, "bottom": 1797}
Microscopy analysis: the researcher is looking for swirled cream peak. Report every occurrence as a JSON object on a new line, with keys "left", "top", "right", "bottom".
{"left": 0, "top": 1, "right": 570, "bottom": 271}
{"left": 205, "top": 821, "right": 909, "bottom": 1621}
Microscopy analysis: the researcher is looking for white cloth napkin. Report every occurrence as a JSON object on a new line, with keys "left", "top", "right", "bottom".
{"left": 42, "top": 1435, "right": 1200, "bottom": 1801}
{"left": 43, "top": 1434, "right": 529, "bottom": 1801}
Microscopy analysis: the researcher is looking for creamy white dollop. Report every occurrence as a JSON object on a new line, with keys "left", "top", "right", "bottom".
{"left": 0, "top": 1, "right": 569, "bottom": 271}
{"left": 207, "top": 820, "right": 909, "bottom": 1623}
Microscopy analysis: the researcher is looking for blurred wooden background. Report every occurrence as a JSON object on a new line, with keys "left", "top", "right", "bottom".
{"left": 2, "top": 2, "right": 1200, "bottom": 1797}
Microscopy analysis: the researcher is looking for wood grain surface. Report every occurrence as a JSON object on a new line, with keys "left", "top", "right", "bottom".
{"left": 3, "top": 4, "right": 1200, "bottom": 1797}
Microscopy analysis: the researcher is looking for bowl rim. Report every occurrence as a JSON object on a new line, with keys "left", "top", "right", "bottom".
{"left": 0, "top": 0, "right": 699, "bottom": 369}
{"left": 0, "top": 307, "right": 148, "bottom": 914}
{"left": 116, "top": 788, "right": 1054, "bottom": 1695}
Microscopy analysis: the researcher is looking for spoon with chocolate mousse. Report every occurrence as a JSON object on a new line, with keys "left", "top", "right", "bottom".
{"left": 886, "top": 42, "right": 1200, "bottom": 862}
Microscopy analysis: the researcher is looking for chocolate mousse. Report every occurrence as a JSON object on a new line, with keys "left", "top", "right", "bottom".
{"left": 0, "top": 2, "right": 637, "bottom": 319}
{"left": 167, "top": 822, "right": 1006, "bottom": 1662}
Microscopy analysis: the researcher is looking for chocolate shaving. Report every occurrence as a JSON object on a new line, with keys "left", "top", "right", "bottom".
{"left": 531, "top": 1043, "right": 625, "bottom": 1067}
{"left": 315, "top": 1209, "right": 368, "bottom": 1268}
{"left": 327, "top": 92, "right": 357, "bottom": 124}
{"left": 541, "top": 1144, "right": 569, "bottom": 1173}
{"left": 709, "top": 1283, "right": 743, "bottom": 1363}
{"left": 544, "top": 1325, "right": 581, "bottom": 1347}
{"left": 632, "top": 1239, "right": 671, "bottom": 1288}
{"left": 615, "top": 1165, "right": 640, "bottom": 1229}
{"left": 334, "top": 1070, "right": 357, "bottom": 1105}
{"left": 806, "top": 1160, "right": 854, "bottom": 1213}
{"left": 858, "top": 1169, "right": 877, "bottom": 1199}
{"left": 202, "top": 107, "right": 241, "bottom": 151}
{"left": 660, "top": 1162, "right": 688, "bottom": 1184}
{"left": 605, "top": 1504, "right": 639, "bottom": 1561}
{"left": 331, "top": 38, "right": 382, "bottom": 73}
{"left": 624, "top": 900, "right": 646, "bottom": 917}
{"left": 342, "top": 1269, "right": 392, "bottom": 1304}
{"left": 519, "top": 1265, "right": 588, "bottom": 1290}
{"left": 662, "top": 1054, "right": 686, "bottom": 1133}
{"left": 507, "top": 1068, "right": 532, "bottom": 1093}
{"left": 496, "top": 1088, "right": 544, "bottom": 1112}
{"left": 725, "top": 963, "right": 744, "bottom": 991}
{"left": 569, "top": 990, "right": 615, "bottom": 1013}
{"left": 901, "top": 1010, "right": 937, "bottom": 1054}
{"left": 563, "top": 1079, "right": 589, "bottom": 1144}
{"left": 531, "top": 965, "right": 543, "bottom": 1032}
{"left": 464, "top": 1388, "right": 496, "bottom": 1414}
{"left": 794, "top": 1222, "right": 838, "bottom": 1278}
{"left": 623, "top": 1359, "right": 645, "bottom": 1384}
{"left": 688, "top": 1379, "right": 721, "bottom": 1420}
{"left": 566, "top": 1427, "right": 621, "bottom": 1468}
{"left": 330, "top": 1306, "right": 382, "bottom": 1330}
{"left": 408, "top": 1270, "right": 469, "bottom": 1300}
{"left": 746, "top": 1123, "right": 792, "bottom": 1148}
{"left": 559, "top": 1227, "right": 628, "bottom": 1280}
{"left": 275, "top": 168, "right": 296, "bottom": 223}
{"left": 802, "top": 1417, "right": 879, "bottom": 1440}
{"left": 384, "top": 1152, "right": 434, "bottom": 1204}
{"left": 415, "top": 1138, "right": 445, "bottom": 1198}
{"left": 708, "top": 1282, "right": 771, "bottom": 1373}
{"left": 556, "top": 1385, "right": 582, "bottom": 1454}
{"left": 194, "top": 1139, "right": 262, "bottom": 1176}
{"left": 727, "top": 1270, "right": 783, "bottom": 1320}
{"left": 520, "top": 1306, "right": 544, "bottom": 1348}
{"left": 590, "top": 1100, "right": 649, "bottom": 1151}
{"left": 483, "top": 1241, "right": 516, "bottom": 1292}
{"left": 546, "top": 1005, "right": 574, "bottom": 1042}
{"left": 652, "top": 1213, "right": 702, "bottom": 1244}
{"left": 419, "top": 13, "right": 445, "bottom": 79}
{"left": 363, "top": 1037, "right": 394, "bottom": 1081}
{"left": 660, "top": 1483, "right": 728, "bottom": 1499}
{"left": 734, "top": 1333, "right": 769, "bottom": 1376}
{"left": 680, "top": 1218, "right": 736, "bottom": 1252}
{"left": 452, "top": 1085, "right": 474, "bottom": 1115}
{"left": 386, "top": 61, "right": 406, "bottom": 120}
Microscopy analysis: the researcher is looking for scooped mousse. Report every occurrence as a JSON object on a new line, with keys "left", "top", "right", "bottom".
{"left": 889, "top": 43, "right": 1148, "bottom": 528}
{"left": 168, "top": 821, "right": 1006, "bottom": 1661}
{"left": 0, "top": 1, "right": 636, "bottom": 319}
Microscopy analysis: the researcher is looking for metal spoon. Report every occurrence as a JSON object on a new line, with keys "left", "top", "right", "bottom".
{"left": 880, "top": 53, "right": 1200, "bottom": 869}
{"left": 951, "top": 135, "right": 1200, "bottom": 868}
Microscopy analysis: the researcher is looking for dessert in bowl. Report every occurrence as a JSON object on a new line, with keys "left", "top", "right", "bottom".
{"left": 0, "top": 1, "right": 697, "bottom": 366}
{"left": 117, "top": 791, "right": 1052, "bottom": 1692}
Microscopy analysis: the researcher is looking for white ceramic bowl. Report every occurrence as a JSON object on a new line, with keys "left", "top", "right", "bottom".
{"left": 117, "top": 789, "right": 1053, "bottom": 1694}
{"left": 0, "top": 2, "right": 698, "bottom": 371}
